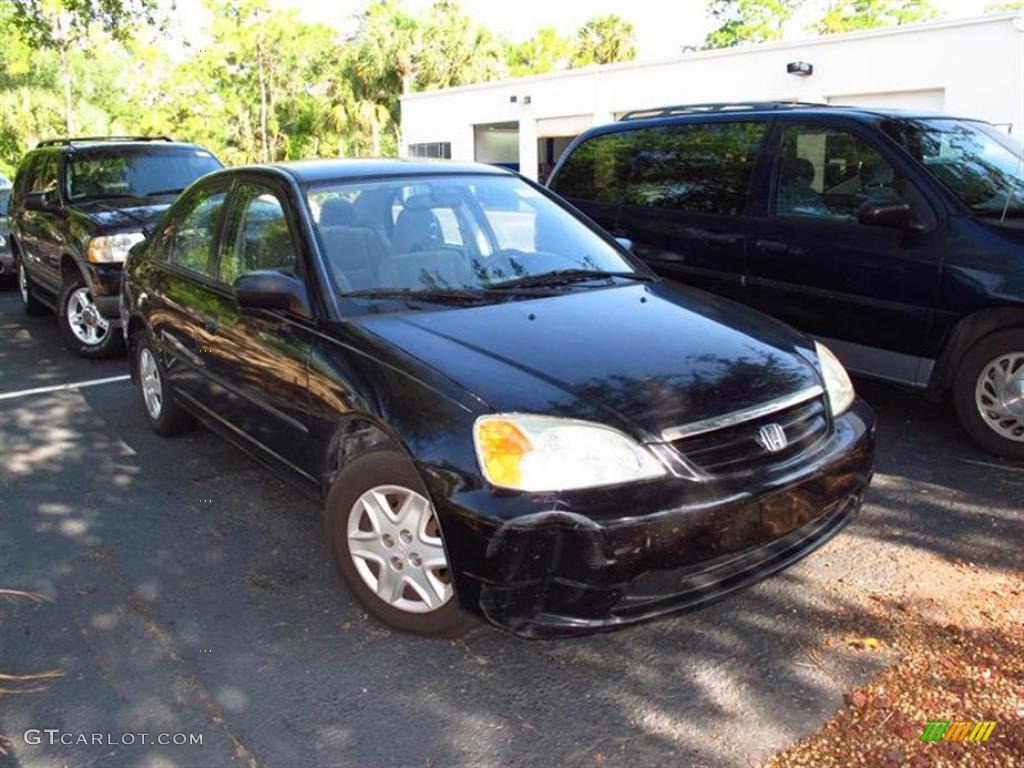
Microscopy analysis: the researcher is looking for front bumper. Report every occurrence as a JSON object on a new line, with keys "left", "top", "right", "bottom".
{"left": 434, "top": 399, "right": 876, "bottom": 638}
{"left": 86, "top": 262, "right": 123, "bottom": 319}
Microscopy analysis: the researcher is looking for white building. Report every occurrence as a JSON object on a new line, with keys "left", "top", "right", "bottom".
{"left": 400, "top": 12, "right": 1024, "bottom": 181}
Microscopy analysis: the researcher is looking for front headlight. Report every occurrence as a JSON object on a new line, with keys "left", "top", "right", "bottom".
{"left": 815, "top": 341, "right": 855, "bottom": 416}
{"left": 86, "top": 232, "right": 145, "bottom": 264}
{"left": 474, "top": 414, "right": 666, "bottom": 492}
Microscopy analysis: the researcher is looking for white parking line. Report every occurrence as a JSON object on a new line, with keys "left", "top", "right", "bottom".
{"left": 0, "top": 374, "right": 131, "bottom": 401}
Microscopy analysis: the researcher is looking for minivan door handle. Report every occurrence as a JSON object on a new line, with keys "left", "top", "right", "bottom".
{"left": 202, "top": 317, "right": 220, "bottom": 334}
{"left": 701, "top": 232, "right": 743, "bottom": 247}
{"left": 753, "top": 239, "right": 792, "bottom": 255}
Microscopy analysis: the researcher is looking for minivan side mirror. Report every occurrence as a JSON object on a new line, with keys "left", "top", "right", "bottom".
{"left": 23, "top": 191, "right": 60, "bottom": 213}
{"left": 234, "top": 271, "right": 310, "bottom": 317}
{"left": 857, "top": 200, "right": 913, "bottom": 230}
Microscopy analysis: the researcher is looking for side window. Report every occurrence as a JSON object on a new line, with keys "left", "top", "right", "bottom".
{"left": 167, "top": 188, "right": 229, "bottom": 277}
{"left": 550, "top": 131, "right": 634, "bottom": 204}
{"left": 29, "top": 154, "right": 59, "bottom": 196}
{"left": 623, "top": 121, "right": 766, "bottom": 216}
{"left": 219, "top": 184, "right": 297, "bottom": 286}
{"left": 774, "top": 124, "right": 908, "bottom": 222}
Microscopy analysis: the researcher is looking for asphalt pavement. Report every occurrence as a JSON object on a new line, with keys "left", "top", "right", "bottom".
{"left": 1, "top": 286, "right": 1021, "bottom": 768}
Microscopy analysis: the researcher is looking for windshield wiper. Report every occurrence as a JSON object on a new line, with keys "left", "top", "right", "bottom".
{"left": 73, "top": 192, "right": 146, "bottom": 202}
{"left": 144, "top": 188, "right": 185, "bottom": 197}
{"left": 341, "top": 287, "right": 497, "bottom": 305}
{"left": 488, "top": 269, "right": 655, "bottom": 290}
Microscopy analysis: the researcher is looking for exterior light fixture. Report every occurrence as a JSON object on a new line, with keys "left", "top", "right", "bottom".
{"left": 787, "top": 61, "right": 814, "bottom": 76}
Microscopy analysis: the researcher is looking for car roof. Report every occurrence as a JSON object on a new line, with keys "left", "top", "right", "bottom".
{"left": 267, "top": 159, "right": 514, "bottom": 185}
{"left": 54, "top": 141, "right": 210, "bottom": 153}
{"left": 586, "top": 103, "right": 983, "bottom": 137}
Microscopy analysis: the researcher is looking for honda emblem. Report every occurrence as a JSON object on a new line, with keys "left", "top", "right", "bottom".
{"left": 756, "top": 423, "right": 788, "bottom": 453}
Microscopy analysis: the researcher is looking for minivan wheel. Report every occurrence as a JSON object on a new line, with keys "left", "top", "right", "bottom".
{"left": 325, "top": 451, "right": 474, "bottom": 637}
{"left": 59, "top": 274, "right": 124, "bottom": 358}
{"left": 953, "top": 329, "right": 1024, "bottom": 460}
{"left": 18, "top": 261, "right": 48, "bottom": 316}
{"left": 134, "top": 334, "right": 195, "bottom": 437}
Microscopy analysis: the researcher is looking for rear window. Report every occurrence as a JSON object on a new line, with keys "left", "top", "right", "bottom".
{"left": 66, "top": 147, "right": 222, "bottom": 202}
{"left": 552, "top": 121, "right": 765, "bottom": 216}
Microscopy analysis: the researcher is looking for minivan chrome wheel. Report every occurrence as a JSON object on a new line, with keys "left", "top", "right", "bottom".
{"left": 975, "top": 352, "right": 1024, "bottom": 442}
{"left": 66, "top": 287, "right": 110, "bottom": 346}
{"left": 139, "top": 347, "right": 163, "bottom": 420}
{"left": 347, "top": 485, "right": 453, "bottom": 614}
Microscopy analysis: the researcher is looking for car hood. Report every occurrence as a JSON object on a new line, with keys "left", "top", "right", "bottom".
{"left": 74, "top": 198, "right": 173, "bottom": 233}
{"left": 352, "top": 282, "right": 821, "bottom": 441}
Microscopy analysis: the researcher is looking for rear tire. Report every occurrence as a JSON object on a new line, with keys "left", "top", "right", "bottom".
{"left": 134, "top": 333, "right": 196, "bottom": 437}
{"left": 952, "top": 329, "right": 1024, "bottom": 460}
{"left": 58, "top": 273, "right": 124, "bottom": 358}
{"left": 325, "top": 450, "right": 474, "bottom": 637}
{"left": 18, "top": 260, "right": 48, "bottom": 316}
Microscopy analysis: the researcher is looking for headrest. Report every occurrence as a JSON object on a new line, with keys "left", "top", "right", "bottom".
{"left": 320, "top": 197, "right": 357, "bottom": 227}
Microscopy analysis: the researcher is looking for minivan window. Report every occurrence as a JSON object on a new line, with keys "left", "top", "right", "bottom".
{"left": 66, "top": 147, "right": 221, "bottom": 202}
{"left": 623, "top": 121, "right": 765, "bottom": 215}
{"left": 774, "top": 124, "right": 907, "bottom": 222}
{"left": 552, "top": 131, "right": 634, "bottom": 203}
{"left": 883, "top": 118, "right": 1024, "bottom": 218}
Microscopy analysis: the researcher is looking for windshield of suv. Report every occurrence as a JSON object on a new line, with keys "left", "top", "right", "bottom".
{"left": 0, "top": 188, "right": 9, "bottom": 231}
{"left": 306, "top": 174, "right": 640, "bottom": 302}
{"left": 66, "top": 147, "right": 222, "bottom": 202}
{"left": 883, "top": 118, "right": 1024, "bottom": 218}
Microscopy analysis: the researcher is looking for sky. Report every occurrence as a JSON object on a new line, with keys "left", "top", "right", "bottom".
{"left": 171, "top": 0, "right": 996, "bottom": 59}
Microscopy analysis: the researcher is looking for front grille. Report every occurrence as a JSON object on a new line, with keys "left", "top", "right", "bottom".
{"left": 671, "top": 395, "right": 829, "bottom": 477}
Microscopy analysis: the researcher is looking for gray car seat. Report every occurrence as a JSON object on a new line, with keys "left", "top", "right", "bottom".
{"left": 318, "top": 197, "right": 388, "bottom": 292}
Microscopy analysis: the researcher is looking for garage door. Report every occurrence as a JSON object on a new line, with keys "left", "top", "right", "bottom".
{"left": 828, "top": 89, "right": 945, "bottom": 112}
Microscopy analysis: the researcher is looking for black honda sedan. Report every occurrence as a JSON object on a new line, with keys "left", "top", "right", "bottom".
{"left": 121, "top": 160, "right": 875, "bottom": 638}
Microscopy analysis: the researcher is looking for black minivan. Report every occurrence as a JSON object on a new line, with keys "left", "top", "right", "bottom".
{"left": 548, "top": 103, "right": 1024, "bottom": 458}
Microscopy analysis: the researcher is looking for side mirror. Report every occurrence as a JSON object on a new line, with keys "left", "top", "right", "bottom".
{"left": 857, "top": 200, "right": 912, "bottom": 230}
{"left": 615, "top": 236, "right": 634, "bottom": 252}
{"left": 23, "top": 192, "right": 59, "bottom": 212}
{"left": 234, "top": 271, "right": 310, "bottom": 317}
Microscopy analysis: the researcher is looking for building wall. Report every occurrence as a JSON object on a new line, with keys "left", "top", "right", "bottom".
{"left": 400, "top": 13, "right": 1024, "bottom": 179}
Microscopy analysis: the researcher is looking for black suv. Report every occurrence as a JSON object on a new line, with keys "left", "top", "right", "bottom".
{"left": 549, "top": 102, "right": 1024, "bottom": 458}
{"left": 9, "top": 136, "right": 222, "bottom": 357}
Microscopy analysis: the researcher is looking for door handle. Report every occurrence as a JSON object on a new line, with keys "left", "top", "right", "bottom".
{"left": 702, "top": 232, "right": 742, "bottom": 247}
{"left": 202, "top": 318, "right": 219, "bottom": 334}
{"left": 754, "top": 240, "right": 791, "bottom": 255}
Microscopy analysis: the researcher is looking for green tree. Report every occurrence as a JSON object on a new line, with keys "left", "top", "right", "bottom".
{"left": 812, "top": 0, "right": 936, "bottom": 34}
{"left": 704, "top": 0, "right": 802, "bottom": 49}
{"left": 571, "top": 14, "right": 637, "bottom": 66}
{"left": 505, "top": 27, "right": 572, "bottom": 76}
{"left": 985, "top": 0, "right": 1023, "bottom": 8}
{"left": 4, "top": 0, "right": 160, "bottom": 134}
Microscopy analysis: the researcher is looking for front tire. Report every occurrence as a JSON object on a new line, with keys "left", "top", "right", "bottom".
{"left": 135, "top": 333, "right": 195, "bottom": 437}
{"left": 325, "top": 450, "right": 474, "bottom": 637}
{"left": 953, "top": 329, "right": 1024, "bottom": 460}
{"left": 18, "top": 260, "right": 48, "bottom": 316}
{"left": 59, "top": 273, "right": 124, "bottom": 358}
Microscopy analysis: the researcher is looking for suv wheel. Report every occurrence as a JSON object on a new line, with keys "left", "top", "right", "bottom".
{"left": 953, "top": 329, "right": 1024, "bottom": 460}
{"left": 134, "top": 333, "right": 195, "bottom": 436}
{"left": 18, "top": 260, "right": 48, "bottom": 316}
{"left": 58, "top": 274, "right": 124, "bottom": 358}
{"left": 325, "top": 450, "right": 474, "bottom": 637}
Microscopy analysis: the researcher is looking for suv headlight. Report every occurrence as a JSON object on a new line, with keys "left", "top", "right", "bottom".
{"left": 87, "top": 232, "right": 145, "bottom": 264}
{"left": 474, "top": 414, "right": 665, "bottom": 492}
{"left": 815, "top": 342, "right": 855, "bottom": 416}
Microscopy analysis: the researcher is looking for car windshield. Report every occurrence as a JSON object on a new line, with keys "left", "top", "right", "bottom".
{"left": 0, "top": 188, "right": 10, "bottom": 216}
{"left": 883, "top": 118, "right": 1024, "bottom": 218}
{"left": 66, "top": 147, "right": 222, "bottom": 202}
{"left": 305, "top": 174, "right": 638, "bottom": 301}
